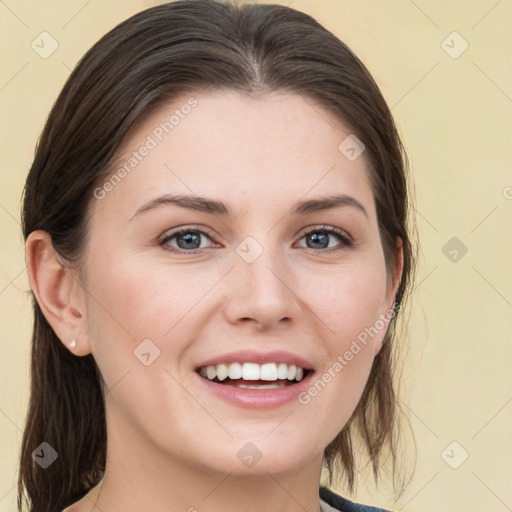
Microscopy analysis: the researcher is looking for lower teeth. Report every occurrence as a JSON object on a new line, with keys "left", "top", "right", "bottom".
{"left": 198, "top": 373, "right": 308, "bottom": 388}
{"left": 235, "top": 383, "right": 288, "bottom": 390}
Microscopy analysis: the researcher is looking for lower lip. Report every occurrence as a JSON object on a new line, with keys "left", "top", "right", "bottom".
{"left": 194, "top": 371, "right": 315, "bottom": 409}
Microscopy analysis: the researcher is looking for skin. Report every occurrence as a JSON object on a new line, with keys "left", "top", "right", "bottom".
{"left": 26, "top": 90, "right": 402, "bottom": 512}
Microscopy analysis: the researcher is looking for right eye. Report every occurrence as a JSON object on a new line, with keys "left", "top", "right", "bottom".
{"left": 159, "top": 226, "right": 219, "bottom": 253}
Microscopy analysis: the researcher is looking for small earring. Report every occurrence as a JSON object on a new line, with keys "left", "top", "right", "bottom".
{"left": 70, "top": 339, "right": 77, "bottom": 348}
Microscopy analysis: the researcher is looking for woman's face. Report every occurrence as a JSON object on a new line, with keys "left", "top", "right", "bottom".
{"left": 78, "top": 90, "right": 401, "bottom": 478}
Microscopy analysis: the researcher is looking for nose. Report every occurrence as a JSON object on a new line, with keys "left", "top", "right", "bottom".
{"left": 222, "top": 244, "right": 301, "bottom": 330}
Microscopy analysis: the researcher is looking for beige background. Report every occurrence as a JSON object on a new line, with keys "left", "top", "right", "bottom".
{"left": 1, "top": 0, "right": 511, "bottom": 511}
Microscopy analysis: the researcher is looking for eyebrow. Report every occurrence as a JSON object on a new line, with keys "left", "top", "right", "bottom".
{"left": 129, "top": 193, "right": 369, "bottom": 220}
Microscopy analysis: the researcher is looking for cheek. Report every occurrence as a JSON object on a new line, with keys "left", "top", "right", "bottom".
{"left": 296, "top": 260, "right": 386, "bottom": 425}
{"left": 308, "top": 259, "right": 388, "bottom": 342}
{"left": 89, "top": 252, "right": 196, "bottom": 327}
{"left": 82, "top": 260, "right": 170, "bottom": 378}
{"left": 83, "top": 254, "right": 222, "bottom": 369}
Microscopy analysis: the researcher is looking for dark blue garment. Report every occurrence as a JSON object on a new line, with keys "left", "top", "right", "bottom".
{"left": 51, "top": 485, "right": 392, "bottom": 511}
{"left": 320, "top": 486, "right": 392, "bottom": 511}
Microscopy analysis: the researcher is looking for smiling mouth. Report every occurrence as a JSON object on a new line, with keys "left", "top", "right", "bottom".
{"left": 196, "top": 362, "right": 311, "bottom": 389}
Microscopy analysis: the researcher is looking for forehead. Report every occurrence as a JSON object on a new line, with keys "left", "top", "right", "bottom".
{"left": 91, "top": 90, "right": 376, "bottom": 222}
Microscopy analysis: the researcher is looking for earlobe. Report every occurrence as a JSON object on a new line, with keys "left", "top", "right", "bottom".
{"left": 25, "top": 230, "right": 91, "bottom": 356}
{"left": 387, "top": 236, "right": 404, "bottom": 310}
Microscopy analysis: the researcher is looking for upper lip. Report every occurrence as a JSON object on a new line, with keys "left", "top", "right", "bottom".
{"left": 195, "top": 349, "right": 314, "bottom": 371}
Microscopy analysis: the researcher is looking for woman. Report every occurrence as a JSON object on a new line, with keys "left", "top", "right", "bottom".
{"left": 19, "top": 0, "right": 415, "bottom": 511}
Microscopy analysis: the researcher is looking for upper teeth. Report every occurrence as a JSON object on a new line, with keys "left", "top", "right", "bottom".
{"left": 198, "top": 362, "right": 305, "bottom": 382}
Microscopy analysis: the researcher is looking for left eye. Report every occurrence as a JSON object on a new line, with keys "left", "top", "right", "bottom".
{"left": 295, "top": 226, "right": 352, "bottom": 251}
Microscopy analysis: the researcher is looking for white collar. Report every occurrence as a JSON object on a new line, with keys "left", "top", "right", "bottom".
{"left": 320, "top": 496, "right": 340, "bottom": 512}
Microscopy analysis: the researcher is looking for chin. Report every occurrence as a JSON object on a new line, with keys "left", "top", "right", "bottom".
{"left": 186, "top": 433, "right": 319, "bottom": 477}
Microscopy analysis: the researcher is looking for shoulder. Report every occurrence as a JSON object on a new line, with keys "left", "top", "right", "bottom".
{"left": 320, "top": 486, "right": 393, "bottom": 512}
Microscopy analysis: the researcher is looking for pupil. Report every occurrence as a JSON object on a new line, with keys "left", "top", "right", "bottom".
{"left": 178, "top": 232, "right": 200, "bottom": 249}
{"left": 309, "top": 232, "right": 328, "bottom": 249}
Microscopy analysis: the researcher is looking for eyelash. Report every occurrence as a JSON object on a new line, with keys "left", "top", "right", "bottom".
{"left": 158, "top": 225, "right": 353, "bottom": 254}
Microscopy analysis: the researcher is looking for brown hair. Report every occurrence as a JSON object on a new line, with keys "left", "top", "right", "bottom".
{"left": 19, "top": 0, "right": 416, "bottom": 510}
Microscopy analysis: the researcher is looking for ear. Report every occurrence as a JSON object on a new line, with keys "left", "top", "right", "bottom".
{"left": 25, "top": 230, "right": 92, "bottom": 356}
{"left": 374, "top": 236, "right": 404, "bottom": 356}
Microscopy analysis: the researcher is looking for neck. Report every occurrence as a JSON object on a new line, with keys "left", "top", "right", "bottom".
{"left": 90, "top": 415, "right": 325, "bottom": 512}
{"left": 95, "top": 463, "right": 325, "bottom": 512}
